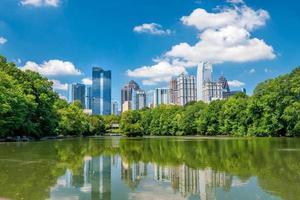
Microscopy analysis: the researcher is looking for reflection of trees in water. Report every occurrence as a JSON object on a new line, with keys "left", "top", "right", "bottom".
{"left": 50, "top": 156, "right": 112, "bottom": 200}
{"left": 0, "top": 137, "right": 299, "bottom": 200}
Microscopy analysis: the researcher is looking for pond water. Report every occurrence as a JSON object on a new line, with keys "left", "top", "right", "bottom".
{"left": 0, "top": 137, "right": 299, "bottom": 200}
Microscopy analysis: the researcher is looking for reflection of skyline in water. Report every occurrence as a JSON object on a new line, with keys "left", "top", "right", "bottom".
{"left": 50, "top": 155, "right": 244, "bottom": 200}
{"left": 51, "top": 156, "right": 112, "bottom": 200}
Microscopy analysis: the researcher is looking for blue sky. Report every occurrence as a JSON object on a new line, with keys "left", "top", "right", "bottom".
{"left": 0, "top": 0, "right": 299, "bottom": 101}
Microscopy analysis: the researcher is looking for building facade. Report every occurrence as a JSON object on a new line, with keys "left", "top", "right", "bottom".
{"left": 197, "top": 62, "right": 213, "bottom": 101}
{"left": 202, "top": 75, "right": 230, "bottom": 103}
{"left": 85, "top": 85, "right": 92, "bottom": 110}
{"left": 68, "top": 83, "right": 86, "bottom": 107}
{"left": 111, "top": 100, "right": 119, "bottom": 115}
{"left": 121, "top": 80, "right": 140, "bottom": 112}
{"left": 92, "top": 67, "right": 111, "bottom": 115}
{"left": 122, "top": 101, "right": 131, "bottom": 112}
{"left": 153, "top": 88, "right": 170, "bottom": 107}
{"left": 132, "top": 90, "right": 147, "bottom": 110}
{"left": 177, "top": 73, "right": 197, "bottom": 106}
{"left": 169, "top": 78, "right": 179, "bottom": 105}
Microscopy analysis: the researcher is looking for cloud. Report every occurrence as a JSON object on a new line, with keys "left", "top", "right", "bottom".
{"left": 249, "top": 68, "right": 256, "bottom": 74}
{"left": 20, "top": 59, "right": 82, "bottom": 76}
{"left": 0, "top": 37, "right": 7, "bottom": 45}
{"left": 51, "top": 79, "right": 68, "bottom": 91}
{"left": 20, "top": 0, "right": 60, "bottom": 7}
{"left": 82, "top": 77, "right": 92, "bottom": 85}
{"left": 181, "top": 6, "right": 269, "bottom": 31}
{"left": 133, "top": 23, "right": 172, "bottom": 35}
{"left": 166, "top": 26, "right": 275, "bottom": 64}
{"left": 227, "top": 0, "right": 244, "bottom": 4}
{"left": 127, "top": 61, "right": 186, "bottom": 85}
{"left": 228, "top": 80, "right": 245, "bottom": 87}
{"left": 127, "top": 2, "right": 275, "bottom": 85}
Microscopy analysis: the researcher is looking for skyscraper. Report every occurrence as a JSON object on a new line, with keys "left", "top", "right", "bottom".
{"left": 132, "top": 90, "right": 147, "bottom": 110}
{"left": 202, "top": 75, "right": 231, "bottom": 103}
{"left": 169, "top": 78, "right": 179, "bottom": 105}
{"left": 111, "top": 100, "right": 119, "bottom": 115}
{"left": 92, "top": 67, "right": 111, "bottom": 115}
{"left": 177, "top": 73, "right": 197, "bottom": 106}
{"left": 68, "top": 83, "right": 86, "bottom": 107}
{"left": 85, "top": 85, "right": 92, "bottom": 110}
{"left": 121, "top": 80, "right": 139, "bottom": 112}
{"left": 153, "top": 88, "right": 170, "bottom": 107}
{"left": 197, "top": 62, "right": 213, "bottom": 101}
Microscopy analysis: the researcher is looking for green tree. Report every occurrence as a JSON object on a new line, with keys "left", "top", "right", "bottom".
{"left": 120, "top": 110, "right": 143, "bottom": 137}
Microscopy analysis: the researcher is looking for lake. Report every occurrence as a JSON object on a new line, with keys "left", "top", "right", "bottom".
{"left": 0, "top": 137, "right": 299, "bottom": 200}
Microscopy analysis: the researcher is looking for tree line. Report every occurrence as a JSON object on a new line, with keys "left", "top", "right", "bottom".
{"left": 120, "top": 66, "right": 300, "bottom": 137}
{"left": 1, "top": 55, "right": 299, "bottom": 138}
{"left": 0, "top": 55, "right": 119, "bottom": 139}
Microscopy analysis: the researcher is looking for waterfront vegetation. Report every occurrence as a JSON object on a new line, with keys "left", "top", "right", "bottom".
{"left": 120, "top": 66, "right": 300, "bottom": 137}
{"left": 0, "top": 55, "right": 119, "bottom": 139}
{"left": 0, "top": 54, "right": 299, "bottom": 138}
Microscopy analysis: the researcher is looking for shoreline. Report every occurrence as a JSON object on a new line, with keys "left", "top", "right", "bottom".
{"left": 0, "top": 134, "right": 298, "bottom": 143}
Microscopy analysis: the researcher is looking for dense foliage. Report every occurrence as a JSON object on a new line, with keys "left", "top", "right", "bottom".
{"left": 0, "top": 55, "right": 118, "bottom": 138}
{"left": 121, "top": 67, "right": 300, "bottom": 137}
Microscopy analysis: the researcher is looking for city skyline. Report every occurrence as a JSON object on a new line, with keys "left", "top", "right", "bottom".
{"left": 1, "top": 0, "right": 300, "bottom": 102}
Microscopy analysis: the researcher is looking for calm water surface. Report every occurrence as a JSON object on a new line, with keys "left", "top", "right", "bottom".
{"left": 0, "top": 137, "right": 299, "bottom": 200}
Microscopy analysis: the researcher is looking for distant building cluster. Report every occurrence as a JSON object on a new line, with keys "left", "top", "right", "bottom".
{"left": 119, "top": 62, "right": 246, "bottom": 114}
{"left": 67, "top": 62, "right": 246, "bottom": 115}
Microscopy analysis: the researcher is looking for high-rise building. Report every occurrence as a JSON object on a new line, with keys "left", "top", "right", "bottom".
{"left": 153, "top": 88, "right": 170, "bottom": 107}
{"left": 169, "top": 78, "right": 179, "bottom": 105}
{"left": 121, "top": 80, "right": 139, "bottom": 112}
{"left": 177, "top": 73, "right": 197, "bottom": 106}
{"left": 146, "top": 90, "right": 155, "bottom": 108}
{"left": 92, "top": 67, "right": 111, "bottom": 115}
{"left": 68, "top": 83, "right": 86, "bottom": 107}
{"left": 197, "top": 62, "right": 213, "bottom": 101}
{"left": 202, "top": 75, "right": 230, "bottom": 103}
{"left": 132, "top": 90, "right": 147, "bottom": 110}
{"left": 122, "top": 101, "right": 131, "bottom": 112}
{"left": 111, "top": 100, "right": 119, "bottom": 115}
{"left": 85, "top": 85, "right": 92, "bottom": 110}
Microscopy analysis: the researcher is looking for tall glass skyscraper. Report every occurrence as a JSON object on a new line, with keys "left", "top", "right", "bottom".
{"left": 85, "top": 85, "right": 92, "bottom": 110}
{"left": 68, "top": 83, "right": 86, "bottom": 107}
{"left": 197, "top": 62, "right": 213, "bottom": 101}
{"left": 92, "top": 67, "right": 111, "bottom": 115}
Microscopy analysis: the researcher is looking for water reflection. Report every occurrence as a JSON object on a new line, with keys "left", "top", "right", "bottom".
{"left": 0, "top": 137, "right": 299, "bottom": 200}
{"left": 49, "top": 154, "right": 279, "bottom": 199}
{"left": 51, "top": 156, "right": 112, "bottom": 199}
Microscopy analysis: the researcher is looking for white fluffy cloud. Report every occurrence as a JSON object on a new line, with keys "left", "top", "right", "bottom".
{"left": 20, "top": 0, "right": 59, "bottom": 7}
{"left": 181, "top": 6, "right": 269, "bottom": 31}
{"left": 228, "top": 80, "right": 245, "bottom": 87}
{"left": 166, "top": 26, "right": 275, "bottom": 64}
{"left": 128, "top": 3, "right": 275, "bottom": 85}
{"left": 0, "top": 37, "right": 7, "bottom": 45}
{"left": 227, "top": 0, "right": 244, "bottom": 4}
{"left": 133, "top": 23, "right": 172, "bottom": 35}
{"left": 82, "top": 77, "right": 92, "bottom": 85}
{"left": 20, "top": 59, "right": 82, "bottom": 76}
{"left": 127, "top": 61, "right": 186, "bottom": 85}
{"left": 51, "top": 79, "right": 68, "bottom": 91}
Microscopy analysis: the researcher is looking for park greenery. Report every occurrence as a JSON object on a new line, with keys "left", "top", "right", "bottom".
{"left": 120, "top": 66, "right": 300, "bottom": 137}
{"left": 0, "top": 55, "right": 119, "bottom": 138}
{"left": 0, "top": 54, "right": 299, "bottom": 138}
